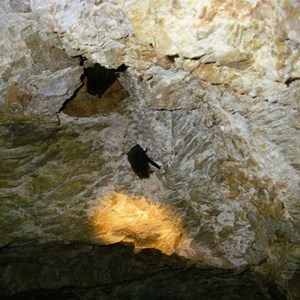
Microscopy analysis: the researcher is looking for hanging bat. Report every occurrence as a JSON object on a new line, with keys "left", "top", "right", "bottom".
{"left": 127, "top": 144, "right": 161, "bottom": 179}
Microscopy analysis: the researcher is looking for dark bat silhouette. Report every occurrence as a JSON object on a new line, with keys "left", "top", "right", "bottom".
{"left": 85, "top": 63, "right": 118, "bottom": 97}
{"left": 127, "top": 144, "right": 161, "bottom": 179}
{"left": 84, "top": 64, "right": 127, "bottom": 98}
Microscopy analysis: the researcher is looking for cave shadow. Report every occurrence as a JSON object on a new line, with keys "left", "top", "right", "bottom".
{"left": 0, "top": 241, "right": 287, "bottom": 300}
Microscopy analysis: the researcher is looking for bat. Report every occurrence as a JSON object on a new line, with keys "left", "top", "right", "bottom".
{"left": 127, "top": 144, "right": 161, "bottom": 179}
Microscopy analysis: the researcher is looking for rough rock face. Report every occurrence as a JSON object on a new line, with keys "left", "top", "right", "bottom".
{"left": 0, "top": 0, "right": 299, "bottom": 299}
{"left": 0, "top": 1, "right": 82, "bottom": 118}
{"left": 0, "top": 242, "right": 287, "bottom": 299}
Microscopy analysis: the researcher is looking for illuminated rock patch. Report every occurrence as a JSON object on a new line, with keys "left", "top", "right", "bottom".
{"left": 91, "top": 192, "right": 182, "bottom": 255}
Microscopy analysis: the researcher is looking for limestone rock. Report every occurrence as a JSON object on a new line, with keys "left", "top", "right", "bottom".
{"left": 0, "top": 2, "right": 82, "bottom": 118}
{"left": 30, "top": 0, "right": 131, "bottom": 67}
{"left": 0, "top": 0, "right": 299, "bottom": 298}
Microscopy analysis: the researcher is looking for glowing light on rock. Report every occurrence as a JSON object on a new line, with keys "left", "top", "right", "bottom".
{"left": 91, "top": 192, "right": 183, "bottom": 255}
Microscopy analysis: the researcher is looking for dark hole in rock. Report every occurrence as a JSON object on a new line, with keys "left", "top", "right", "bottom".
{"left": 61, "top": 63, "right": 128, "bottom": 117}
{"left": 85, "top": 63, "right": 127, "bottom": 97}
{"left": 0, "top": 242, "right": 287, "bottom": 300}
{"left": 166, "top": 54, "right": 179, "bottom": 63}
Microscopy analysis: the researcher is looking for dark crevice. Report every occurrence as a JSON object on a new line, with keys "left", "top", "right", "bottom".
{"left": 84, "top": 63, "right": 127, "bottom": 98}
{"left": 183, "top": 54, "right": 207, "bottom": 61}
{"left": 58, "top": 73, "right": 85, "bottom": 113}
{"left": 284, "top": 77, "right": 300, "bottom": 87}
{"left": 58, "top": 55, "right": 86, "bottom": 113}
{"left": 58, "top": 59, "right": 128, "bottom": 117}
{"left": 165, "top": 54, "right": 179, "bottom": 63}
{"left": 151, "top": 107, "right": 198, "bottom": 112}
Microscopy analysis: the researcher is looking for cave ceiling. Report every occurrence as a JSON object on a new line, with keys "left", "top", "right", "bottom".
{"left": 0, "top": 1, "right": 299, "bottom": 299}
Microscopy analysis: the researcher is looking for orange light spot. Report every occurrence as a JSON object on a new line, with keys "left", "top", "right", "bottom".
{"left": 91, "top": 192, "right": 183, "bottom": 255}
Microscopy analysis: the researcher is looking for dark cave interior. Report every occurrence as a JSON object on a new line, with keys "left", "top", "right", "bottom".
{"left": 0, "top": 242, "right": 287, "bottom": 300}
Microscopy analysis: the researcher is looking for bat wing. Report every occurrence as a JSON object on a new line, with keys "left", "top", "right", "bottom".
{"left": 147, "top": 156, "right": 161, "bottom": 169}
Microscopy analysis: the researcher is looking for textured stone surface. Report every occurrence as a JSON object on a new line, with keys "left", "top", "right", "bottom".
{"left": 0, "top": 242, "right": 287, "bottom": 299}
{"left": 62, "top": 79, "right": 128, "bottom": 117}
{"left": 0, "top": 1, "right": 82, "bottom": 118}
{"left": 0, "top": 0, "right": 299, "bottom": 299}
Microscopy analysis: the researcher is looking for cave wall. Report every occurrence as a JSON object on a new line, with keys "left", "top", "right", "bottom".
{"left": 0, "top": 0, "right": 299, "bottom": 299}
{"left": 0, "top": 242, "right": 287, "bottom": 299}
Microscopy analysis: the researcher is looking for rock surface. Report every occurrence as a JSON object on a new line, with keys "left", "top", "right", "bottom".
{"left": 0, "top": 0, "right": 299, "bottom": 299}
{"left": 0, "top": 242, "right": 287, "bottom": 299}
